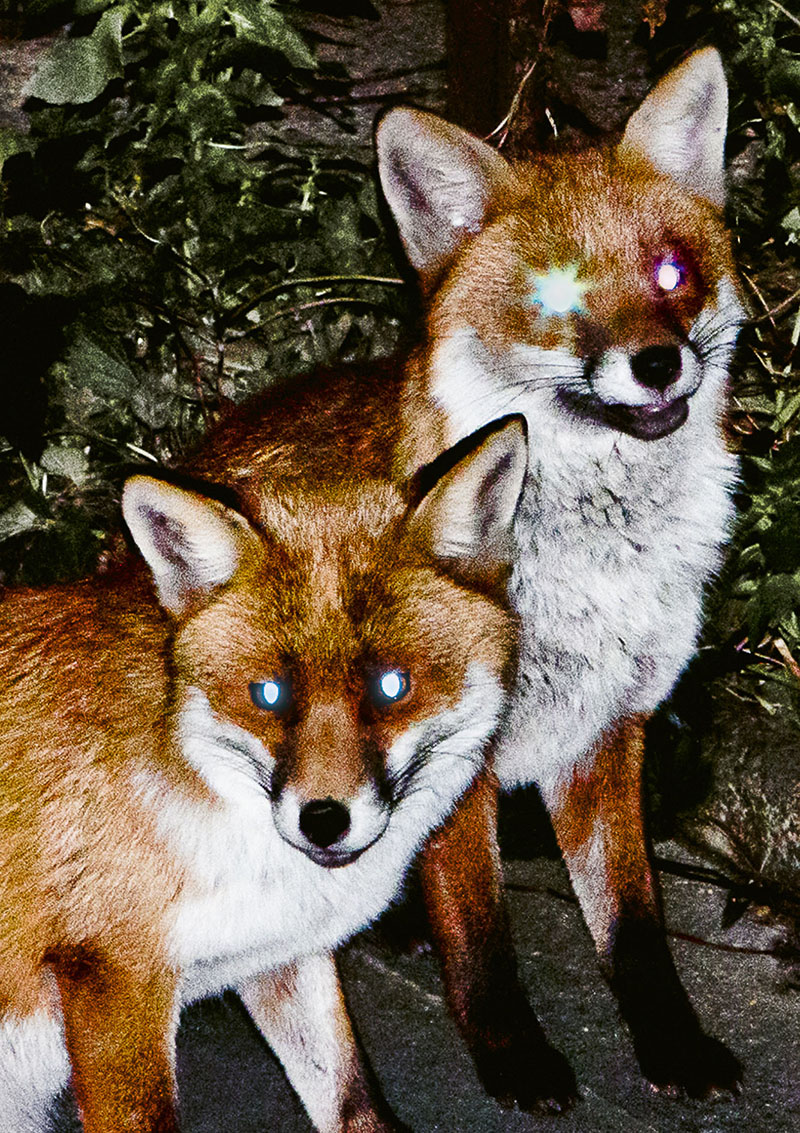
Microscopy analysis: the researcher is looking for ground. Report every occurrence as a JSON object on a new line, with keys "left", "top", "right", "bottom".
{"left": 55, "top": 844, "right": 799, "bottom": 1133}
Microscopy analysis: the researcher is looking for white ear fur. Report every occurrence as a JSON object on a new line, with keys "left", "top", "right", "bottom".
{"left": 376, "top": 107, "right": 516, "bottom": 280}
{"left": 122, "top": 476, "right": 255, "bottom": 615}
{"left": 409, "top": 417, "right": 527, "bottom": 575}
{"left": 618, "top": 47, "right": 729, "bottom": 207}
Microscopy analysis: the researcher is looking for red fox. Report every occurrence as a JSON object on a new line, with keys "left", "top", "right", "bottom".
{"left": 371, "top": 47, "right": 745, "bottom": 1107}
{"left": 0, "top": 362, "right": 527, "bottom": 1132}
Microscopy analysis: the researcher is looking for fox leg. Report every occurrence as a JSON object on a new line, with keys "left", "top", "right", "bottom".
{"left": 541, "top": 714, "right": 742, "bottom": 1098}
{"left": 418, "top": 767, "right": 577, "bottom": 1112}
{"left": 0, "top": 1008, "right": 71, "bottom": 1132}
{"left": 52, "top": 954, "right": 179, "bottom": 1132}
{"left": 239, "top": 952, "right": 410, "bottom": 1133}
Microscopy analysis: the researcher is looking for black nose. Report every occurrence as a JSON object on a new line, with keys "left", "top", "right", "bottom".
{"left": 631, "top": 345, "right": 682, "bottom": 392}
{"left": 299, "top": 798, "right": 351, "bottom": 848}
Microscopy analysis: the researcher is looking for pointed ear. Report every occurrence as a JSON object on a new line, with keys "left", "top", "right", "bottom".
{"left": 122, "top": 476, "right": 257, "bottom": 615}
{"left": 406, "top": 416, "right": 527, "bottom": 586}
{"left": 618, "top": 48, "right": 729, "bottom": 207}
{"left": 376, "top": 107, "right": 517, "bottom": 284}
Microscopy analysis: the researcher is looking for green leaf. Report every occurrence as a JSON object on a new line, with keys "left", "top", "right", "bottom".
{"left": 197, "top": 0, "right": 228, "bottom": 28}
{"left": 759, "top": 503, "right": 800, "bottom": 574}
{"left": 229, "top": 1, "right": 316, "bottom": 69}
{"left": 24, "top": 8, "right": 126, "bottom": 105}
{"left": 782, "top": 206, "right": 800, "bottom": 245}
{"left": 775, "top": 390, "right": 800, "bottom": 429}
{"left": 40, "top": 445, "right": 91, "bottom": 487}
{"left": 75, "top": 0, "right": 116, "bottom": 13}
{"left": 748, "top": 574, "right": 800, "bottom": 645}
{"left": 66, "top": 334, "right": 135, "bottom": 400}
{"left": 0, "top": 128, "right": 33, "bottom": 177}
{"left": 0, "top": 501, "right": 46, "bottom": 542}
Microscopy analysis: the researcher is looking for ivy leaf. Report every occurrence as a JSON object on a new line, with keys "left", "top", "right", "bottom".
{"left": 23, "top": 8, "right": 126, "bottom": 106}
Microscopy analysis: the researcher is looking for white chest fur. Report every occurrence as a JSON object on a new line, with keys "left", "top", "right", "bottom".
{"left": 430, "top": 289, "right": 742, "bottom": 791}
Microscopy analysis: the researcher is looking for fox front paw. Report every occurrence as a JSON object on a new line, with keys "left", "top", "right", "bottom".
{"left": 471, "top": 1028, "right": 578, "bottom": 1114}
{"left": 637, "top": 1030, "right": 743, "bottom": 1100}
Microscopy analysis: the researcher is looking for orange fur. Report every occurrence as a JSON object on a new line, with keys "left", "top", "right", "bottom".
{"left": 0, "top": 371, "right": 526, "bottom": 1131}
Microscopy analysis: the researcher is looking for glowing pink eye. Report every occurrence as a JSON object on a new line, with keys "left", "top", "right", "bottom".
{"left": 655, "top": 259, "right": 683, "bottom": 292}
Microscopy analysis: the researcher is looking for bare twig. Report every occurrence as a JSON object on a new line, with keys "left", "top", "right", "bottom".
{"left": 766, "top": 0, "right": 800, "bottom": 30}
{"left": 227, "top": 274, "right": 404, "bottom": 326}
{"left": 750, "top": 286, "right": 800, "bottom": 325}
{"left": 262, "top": 295, "right": 382, "bottom": 324}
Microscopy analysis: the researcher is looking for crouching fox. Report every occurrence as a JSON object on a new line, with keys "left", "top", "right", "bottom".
{"left": 0, "top": 363, "right": 526, "bottom": 1133}
{"left": 372, "top": 47, "right": 745, "bottom": 1107}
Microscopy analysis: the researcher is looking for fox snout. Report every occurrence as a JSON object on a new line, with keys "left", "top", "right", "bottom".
{"left": 271, "top": 781, "right": 391, "bottom": 867}
{"left": 268, "top": 697, "right": 392, "bottom": 866}
{"left": 627, "top": 344, "right": 682, "bottom": 392}
{"left": 572, "top": 340, "right": 696, "bottom": 440}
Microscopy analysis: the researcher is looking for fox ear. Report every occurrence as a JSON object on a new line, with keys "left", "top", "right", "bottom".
{"left": 376, "top": 107, "right": 516, "bottom": 284}
{"left": 122, "top": 476, "right": 256, "bottom": 615}
{"left": 407, "top": 416, "right": 527, "bottom": 585}
{"left": 618, "top": 47, "right": 728, "bottom": 207}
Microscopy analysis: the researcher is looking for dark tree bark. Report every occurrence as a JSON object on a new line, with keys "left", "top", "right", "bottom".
{"left": 446, "top": 0, "right": 671, "bottom": 155}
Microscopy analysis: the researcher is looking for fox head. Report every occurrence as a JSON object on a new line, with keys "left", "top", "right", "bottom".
{"left": 377, "top": 48, "right": 744, "bottom": 449}
{"left": 122, "top": 417, "right": 525, "bottom": 868}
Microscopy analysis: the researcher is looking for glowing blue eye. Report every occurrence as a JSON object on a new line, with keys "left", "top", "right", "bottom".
{"left": 375, "top": 670, "right": 409, "bottom": 704}
{"left": 250, "top": 680, "right": 285, "bottom": 711}
{"left": 655, "top": 259, "right": 683, "bottom": 292}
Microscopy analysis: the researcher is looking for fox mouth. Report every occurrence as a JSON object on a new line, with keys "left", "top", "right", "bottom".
{"left": 599, "top": 396, "right": 690, "bottom": 440}
{"left": 301, "top": 845, "right": 367, "bottom": 868}
{"left": 559, "top": 390, "right": 690, "bottom": 441}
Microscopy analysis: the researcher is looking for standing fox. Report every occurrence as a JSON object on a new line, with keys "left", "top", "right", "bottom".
{"left": 0, "top": 363, "right": 527, "bottom": 1132}
{"left": 370, "top": 47, "right": 745, "bottom": 1107}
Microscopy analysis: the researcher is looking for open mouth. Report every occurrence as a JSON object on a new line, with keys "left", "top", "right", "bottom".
{"left": 559, "top": 390, "right": 690, "bottom": 441}
{"left": 599, "top": 396, "right": 689, "bottom": 440}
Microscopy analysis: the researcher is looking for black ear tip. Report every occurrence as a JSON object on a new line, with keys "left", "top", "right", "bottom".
{"left": 408, "top": 414, "right": 528, "bottom": 507}
{"left": 492, "top": 413, "right": 528, "bottom": 442}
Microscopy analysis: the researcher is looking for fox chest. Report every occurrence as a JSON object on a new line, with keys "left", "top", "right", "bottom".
{"left": 493, "top": 434, "right": 736, "bottom": 789}
{"left": 141, "top": 772, "right": 416, "bottom": 1003}
{"left": 163, "top": 804, "right": 400, "bottom": 1001}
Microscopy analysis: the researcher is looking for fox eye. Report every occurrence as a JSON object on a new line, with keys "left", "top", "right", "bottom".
{"left": 372, "top": 669, "right": 410, "bottom": 706}
{"left": 655, "top": 258, "right": 684, "bottom": 293}
{"left": 250, "top": 679, "right": 288, "bottom": 712}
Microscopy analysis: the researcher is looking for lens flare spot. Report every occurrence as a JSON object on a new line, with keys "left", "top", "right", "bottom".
{"left": 528, "top": 266, "right": 586, "bottom": 316}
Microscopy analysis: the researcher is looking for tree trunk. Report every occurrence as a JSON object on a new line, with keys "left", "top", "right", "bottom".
{"left": 447, "top": 0, "right": 667, "bottom": 155}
